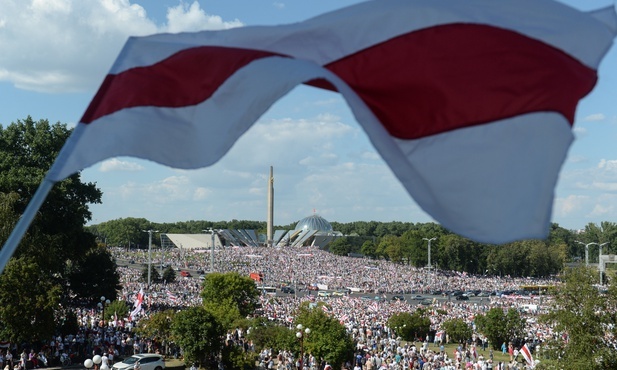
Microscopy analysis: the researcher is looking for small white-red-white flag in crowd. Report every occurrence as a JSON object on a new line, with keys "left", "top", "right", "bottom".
{"left": 368, "top": 302, "right": 379, "bottom": 313}
{"left": 4, "top": 0, "right": 615, "bottom": 253}
{"left": 521, "top": 343, "right": 534, "bottom": 367}
{"left": 129, "top": 288, "right": 144, "bottom": 320}
{"left": 166, "top": 290, "right": 178, "bottom": 303}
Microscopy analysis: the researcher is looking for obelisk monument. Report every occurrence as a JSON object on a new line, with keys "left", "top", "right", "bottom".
{"left": 267, "top": 166, "right": 274, "bottom": 247}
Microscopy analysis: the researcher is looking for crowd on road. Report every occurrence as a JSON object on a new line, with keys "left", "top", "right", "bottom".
{"left": 109, "top": 246, "right": 557, "bottom": 369}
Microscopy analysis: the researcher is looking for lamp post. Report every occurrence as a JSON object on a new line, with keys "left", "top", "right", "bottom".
{"left": 142, "top": 229, "right": 159, "bottom": 287}
{"left": 92, "top": 355, "right": 102, "bottom": 370}
{"left": 598, "top": 242, "right": 609, "bottom": 285}
{"left": 296, "top": 324, "right": 310, "bottom": 370}
{"left": 423, "top": 237, "right": 437, "bottom": 287}
{"left": 204, "top": 229, "right": 217, "bottom": 273}
{"left": 98, "top": 296, "right": 110, "bottom": 345}
{"left": 576, "top": 241, "right": 606, "bottom": 267}
{"left": 84, "top": 358, "right": 94, "bottom": 370}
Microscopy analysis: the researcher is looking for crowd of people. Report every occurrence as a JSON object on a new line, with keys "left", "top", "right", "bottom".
{"left": 107, "top": 246, "right": 557, "bottom": 369}
{"left": 2, "top": 246, "right": 561, "bottom": 370}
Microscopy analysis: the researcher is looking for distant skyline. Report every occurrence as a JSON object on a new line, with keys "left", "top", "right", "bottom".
{"left": 1, "top": 0, "right": 616, "bottom": 232}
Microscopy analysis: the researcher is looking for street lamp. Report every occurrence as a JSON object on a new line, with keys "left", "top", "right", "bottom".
{"left": 296, "top": 324, "right": 310, "bottom": 369}
{"left": 203, "top": 229, "right": 217, "bottom": 273}
{"left": 142, "top": 229, "right": 159, "bottom": 287}
{"left": 598, "top": 242, "right": 609, "bottom": 285}
{"left": 98, "top": 296, "right": 110, "bottom": 345}
{"left": 576, "top": 241, "right": 606, "bottom": 267}
{"left": 84, "top": 358, "right": 94, "bottom": 370}
{"left": 423, "top": 237, "right": 437, "bottom": 287}
{"left": 92, "top": 354, "right": 102, "bottom": 370}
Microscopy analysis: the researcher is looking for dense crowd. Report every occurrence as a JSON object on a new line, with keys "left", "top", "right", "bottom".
{"left": 108, "top": 246, "right": 558, "bottom": 369}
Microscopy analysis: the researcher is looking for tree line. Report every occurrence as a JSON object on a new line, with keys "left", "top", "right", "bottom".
{"left": 89, "top": 215, "right": 617, "bottom": 278}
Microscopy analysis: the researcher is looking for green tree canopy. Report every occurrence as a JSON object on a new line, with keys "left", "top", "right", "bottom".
{"left": 247, "top": 317, "right": 298, "bottom": 354}
{"left": 442, "top": 318, "right": 473, "bottom": 344}
{"left": 162, "top": 266, "right": 177, "bottom": 283}
{"left": 0, "top": 118, "right": 106, "bottom": 344}
{"left": 327, "top": 237, "right": 353, "bottom": 256}
{"left": 387, "top": 310, "right": 431, "bottom": 342}
{"left": 538, "top": 267, "right": 617, "bottom": 369}
{"left": 141, "top": 265, "right": 162, "bottom": 285}
{"left": 0, "top": 257, "right": 62, "bottom": 343}
{"left": 0, "top": 117, "right": 102, "bottom": 264}
{"left": 201, "top": 272, "right": 260, "bottom": 318}
{"left": 67, "top": 245, "right": 121, "bottom": 304}
{"left": 295, "top": 304, "right": 354, "bottom": 369}
{"left": 171, "top": 306, "right": 225, "bottom": 369}
{"left": 475, "top": 307, "right": 524, "bottom": 350}
{"left": 137, "top": 309, "right": 176, "bottom": 345}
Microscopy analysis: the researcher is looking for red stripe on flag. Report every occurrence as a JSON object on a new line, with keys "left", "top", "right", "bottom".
{"left": 81, "top": 24, "right": 596, "bottom": 139}
{"left": 322, "top": 23, "right": 596, "bottom": 139}
{"left": 82, "top": 47, "right": 283, "bottom": 123}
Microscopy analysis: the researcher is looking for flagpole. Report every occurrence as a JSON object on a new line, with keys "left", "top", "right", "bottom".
{"left": 0, "top": 178, "right": 55, "bottom": 274}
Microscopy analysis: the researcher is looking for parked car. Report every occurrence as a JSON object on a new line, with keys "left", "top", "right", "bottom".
{"left": 112, "top": 354, "right": 165, "bottom": 370}
{"left": 391, "top": 295, "right": 405, "bottom": 301}
{"left": 281, "top": 286, "right": 295, "bottom": 294}
{"left": 180, "top": 270, "right": 191, "bottom": 277}
{"left": 455, "top": 295, "right": 469, "bottom": 301}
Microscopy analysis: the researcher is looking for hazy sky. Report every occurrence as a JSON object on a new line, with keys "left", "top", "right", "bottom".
{"left": 1, "top": 0, "right": 616, "bottom": 231}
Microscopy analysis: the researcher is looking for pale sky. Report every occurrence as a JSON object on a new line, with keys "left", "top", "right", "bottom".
{"left": 1, "top": 0, "right": 616, "bottom": 231}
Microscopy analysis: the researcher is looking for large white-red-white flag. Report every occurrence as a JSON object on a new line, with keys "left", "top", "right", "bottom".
{"left": 16, "top": 0, "right": 617, "bottom": 245}
{"left": 521, "top": 343, "right": 534, "bottom": 367}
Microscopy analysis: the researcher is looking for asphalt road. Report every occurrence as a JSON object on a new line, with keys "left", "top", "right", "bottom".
{"left": 116, "top": 258, "right": 494, "bottom": 304}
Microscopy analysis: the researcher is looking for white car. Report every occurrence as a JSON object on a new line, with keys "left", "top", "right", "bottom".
{"left": 112, "top": 354, "right": 165, "bottom": 370}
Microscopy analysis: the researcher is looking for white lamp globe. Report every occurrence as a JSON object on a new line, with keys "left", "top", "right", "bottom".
{"left": 93, "top": 355, "right": 102, "bottom": 364}
{"left": 84, "top": 359, "right": 94, "bottom": 368}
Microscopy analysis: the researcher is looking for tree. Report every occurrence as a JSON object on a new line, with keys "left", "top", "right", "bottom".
{"left": 537, "top": 267, "right": 617, "bottom": 369}
{"left": 141, "top": 265, "right": 162, "bottom": 284}
{"left": 246, "top": 317, "right": 298, "bottom": 354}
{"left": 387, "top": 311, "right": 431, "bottom": 342}
{"left": 67, "top": 246, "right": 121, "bottom": 304}
{"left": 137, "top": 309, "right": 176, "bottom": 353}
{"left": 104, "top": 300, "right": 129, "bottom": 322}
{"left": 327, "top": 237, "right": 352, "bottom": 256}
{"left": 442, "top": 318, "right": 472, "bottom": 344}
{"left": 0, "top": 117, "right": 102, "bottom": 265}
{"left": 0, "top": 117, "right": 105, "bottom": 344}
{"left": 295, "top": 305, "right": 354, "bottom": 369}
{"left": 360, "top": 240, "right": 377, "bottom": 258}
{"left": 162, "top": 266, "right": 177, "bottom": 283}
{"left": 0, "top": 257, "right": 62, "bottom": 344}
{"left": 201, "top": 272, "right": 260, "bottom": 318}
{"left": 171, "top": 306, "right": 225, "bottom": 369}
{"left": 475, "top": 307, "right": 524, "bottom": 350}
